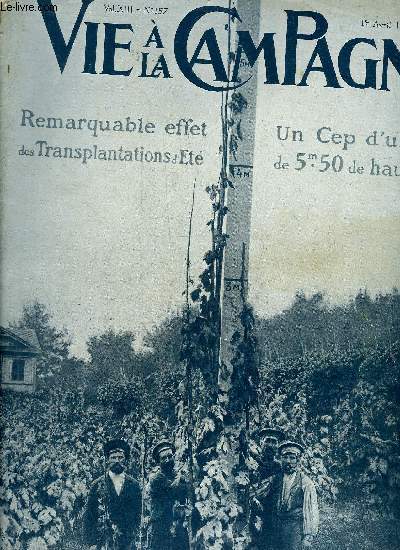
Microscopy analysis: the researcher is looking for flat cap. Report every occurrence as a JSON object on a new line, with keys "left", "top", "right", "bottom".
{"left": 278, "top": 440, "right": 304, "bottom": 456}
{"left": 259, "top": 428, "right": 285, "bottom": 442}
{"left": 152, "top": 440, "right": 175, "bottom": 462}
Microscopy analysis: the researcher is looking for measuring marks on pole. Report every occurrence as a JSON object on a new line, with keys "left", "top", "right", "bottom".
{"left": 229, "top": 163, "right": 254, "bottom": 179}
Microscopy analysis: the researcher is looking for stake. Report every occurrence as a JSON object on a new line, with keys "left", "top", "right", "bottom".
{"left": 138, "top": 427, "right": 148, "bottom": 550}
{"left": 185, "top": 181, "right": 196, "bottom": 550}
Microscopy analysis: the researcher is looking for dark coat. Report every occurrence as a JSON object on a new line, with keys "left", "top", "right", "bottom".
{"left": 148, "top": 469, "right": 189, "bottom": 550}
{"left": 82, "top": 473, "right": 142, "bottom": 550}
{"left": 250, "top": 460, "right": 281, "bottom": 549}
{"left": 258, "top": 458, "right": 281, "bottom": 481}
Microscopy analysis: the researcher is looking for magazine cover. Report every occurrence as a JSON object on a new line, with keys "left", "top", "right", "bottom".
{"left": 1, "top": 0, "right": 399, "bottom": 548}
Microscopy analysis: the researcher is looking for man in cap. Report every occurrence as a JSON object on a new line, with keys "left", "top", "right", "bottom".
{"left": 148, "top": 440, "right": 189, "bottom": 550}
{"left": 258, "top": 427, "right": 285, "bottom": 480}
{"left": 254, "top": 441, "right": 319, "bottom": 549}
{"left": 82, "top": 439, "right": 142, "bottom": 550}
{"left": 250, "top": 428, "right": 285, "bottom": 549}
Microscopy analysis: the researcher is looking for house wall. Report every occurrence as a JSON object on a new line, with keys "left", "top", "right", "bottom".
{"left": 1, "top": 355, "right": 36, "bottom": 392}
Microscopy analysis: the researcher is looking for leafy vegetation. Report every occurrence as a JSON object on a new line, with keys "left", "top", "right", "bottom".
{"left": 1, "top": 289, "right": 399, "bottom": 548}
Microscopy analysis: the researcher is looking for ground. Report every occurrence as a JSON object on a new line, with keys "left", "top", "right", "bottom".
{"left": 315, "top": 502, "right": 399, "bottom": 550}
{"left": 61, "top": 501, "right": 398, "bottom": 549}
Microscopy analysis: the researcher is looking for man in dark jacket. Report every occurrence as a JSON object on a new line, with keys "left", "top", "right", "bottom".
{"left": 82, "top": 439, "right": 142, "bottom": 550}
{"left": 148, "top": 440, "right": 189, "bottom": 550}
{"left": 257, "top": 427, "right": 285, "bottom": 480}
{"left": 250, "top": 428, "right": 285, "bottom": 549}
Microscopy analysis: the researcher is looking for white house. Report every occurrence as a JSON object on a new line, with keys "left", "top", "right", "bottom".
{"left": 0, "top": 326, "right": 41, "bottom": 392}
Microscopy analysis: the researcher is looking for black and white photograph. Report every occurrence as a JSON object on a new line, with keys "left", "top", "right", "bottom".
{"left": 1, "top": 1, "right": 399, "bottom": 548}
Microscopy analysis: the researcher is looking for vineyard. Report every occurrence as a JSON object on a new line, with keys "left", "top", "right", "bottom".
{"left": 1, "top": 291, "right": 400, "bottom": 549}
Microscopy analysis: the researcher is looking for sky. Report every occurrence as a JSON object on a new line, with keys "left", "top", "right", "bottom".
{"left": 1, "top": 0, "right": 399, "bottom": 357}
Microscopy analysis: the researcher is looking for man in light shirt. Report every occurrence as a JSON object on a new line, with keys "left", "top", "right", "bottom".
{"left": 251, "top": 441, "right": 319, "bottom": 549}
{"left": 275, "top": 441, "right": 319, "bottom": 549}
{"left": 82, "top": 439, "right": 142, "bottom": 550}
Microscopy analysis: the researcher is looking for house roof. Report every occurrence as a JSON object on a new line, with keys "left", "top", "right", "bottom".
{"left": 0, "top": 326, "right": 41, "bottom": 352}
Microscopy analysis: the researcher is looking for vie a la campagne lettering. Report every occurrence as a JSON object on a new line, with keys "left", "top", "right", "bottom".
{"left": 33, "top": 1, "right": 400, "bottom": 91}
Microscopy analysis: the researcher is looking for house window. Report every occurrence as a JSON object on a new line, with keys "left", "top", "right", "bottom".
{"left": 11, "top": 359, "right": 25, "bottom": 381}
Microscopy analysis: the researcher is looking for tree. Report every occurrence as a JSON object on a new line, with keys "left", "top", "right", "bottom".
{"left": 86, "top": 329, "right": 140, "bottom": 388}
{"left": 56, "top": 356, "right": 86, "bottom": 391}
{"left": 142, "top": 313, "right": 183, "bottom": 372}
{"left": 13, "top": 301, "right": 71, "bottom": 380}
{"left": 257, "top": 290, "right": 400, "bottom": 363}
{"left": 141, "top": 313, "right": 186, "bottom": 421}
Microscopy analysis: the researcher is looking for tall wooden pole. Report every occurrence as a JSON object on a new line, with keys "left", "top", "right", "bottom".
{"left": 190, "top": 4, "right": 262, "bottom": 546}
{"left": 220, "top": 0, "right": 260, "bottom": 382}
